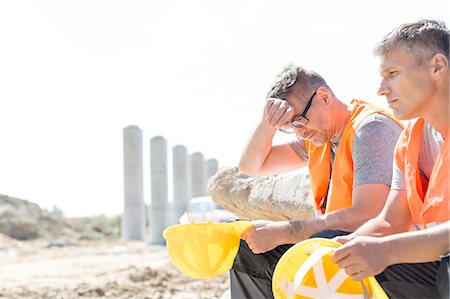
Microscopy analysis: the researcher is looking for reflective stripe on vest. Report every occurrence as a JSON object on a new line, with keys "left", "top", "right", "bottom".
{"left": 305, "top": 100, "right": 403, "bottom": 214}
{"left": 394, "top": 118, "right": 450, "bottom": 227}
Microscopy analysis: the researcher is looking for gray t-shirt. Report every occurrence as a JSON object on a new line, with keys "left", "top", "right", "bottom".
{"left": 391, "top": 122, "right": 444, "bottom": 190}
{"left": 289, "top": 113, "right": 403, "bottom": 187}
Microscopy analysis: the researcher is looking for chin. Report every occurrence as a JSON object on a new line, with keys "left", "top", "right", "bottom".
{"left": 310, "top": 138, "right": 327, "bottom": 147}
{"left": 392, "top": 108, "right": 420, "bottom": 121}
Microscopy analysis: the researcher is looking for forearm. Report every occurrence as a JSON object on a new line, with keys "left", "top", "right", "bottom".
{"left": 349, "top": 215, "right": 402, "bottom": 237}
{"left": 350, "top": 189, "right": 412, "bottom": 238}
{"left": 382, "top": 221, "right": 450, "bottom": 265}
{"left": 285, "top": 198, "right": 396, "bottom": 244}
{"left": 321, "top": 208, "right": 380, "bottom": 232}
{"left": 284, "top": 208, "right": 373, "bottom": 243}
{"left": 239, "top": 120, "right": 306, "bottom": 176}
{"left": 238, "top": 120, "right": 277, "bottom": 176}
{"left": 304, "top": 208, "right": 379, "bottom": 236}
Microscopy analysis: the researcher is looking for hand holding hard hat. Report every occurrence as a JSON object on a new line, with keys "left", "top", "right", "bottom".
{"left": 332, "top": 235, "right": 393, "bottom": 281}
{"left": 272, "top": 238, "right": 388, "bottom": 299}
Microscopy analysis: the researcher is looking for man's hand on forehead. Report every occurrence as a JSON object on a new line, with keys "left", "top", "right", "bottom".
{"left": 264, "top": 98, "right": 294, "bottom": 129}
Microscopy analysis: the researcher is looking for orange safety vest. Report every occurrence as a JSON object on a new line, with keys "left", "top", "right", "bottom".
{"left": 394, "top": 118, "right": 449, "bottom": 227}
{"left": 305, "top": 99, "right": 403, "bottom": 214}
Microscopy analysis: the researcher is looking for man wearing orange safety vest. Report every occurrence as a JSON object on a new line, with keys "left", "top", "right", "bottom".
{"left": 332, "top": 20, "right": 449, "bottom": 299}
{"left": 231, "top": 64, "right": 403, "bottom": 298}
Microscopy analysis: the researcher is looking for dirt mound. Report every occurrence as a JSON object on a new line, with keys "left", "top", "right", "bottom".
{"left": 0, "top": 194, "right": 83, "bottom": 240}
{"left": 0, "top": 264, "right": 228, "bottom": 299}
{"left": 1, "top": 239, "right": 229, "bottom": 299}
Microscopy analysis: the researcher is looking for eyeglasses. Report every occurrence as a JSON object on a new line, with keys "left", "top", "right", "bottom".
{"left": 279, "top": 90, "right": 317, "bottom": 134}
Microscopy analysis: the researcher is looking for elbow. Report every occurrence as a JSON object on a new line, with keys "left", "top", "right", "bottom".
{"left": 238, "top": 160, "right": 264, "bottom": 177}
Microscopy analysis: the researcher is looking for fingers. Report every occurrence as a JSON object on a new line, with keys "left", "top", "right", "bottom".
{"left": 264, "top": 98, "right": 294, "bottom": 128}
{"left": 333, "top": 254, "right": 354, "bottom": 269}
{"left": 332, "top": 247, "right": 368, "bottom": 281}
{"left": 241, "top": 229, "right": 255, "bottom": 252}
{"left": 333, "top": 235, "right": 354, "bottom": 245}
{"left": 241, "top": 224, "right": 254, "bottom": 240}
{"left": 331, "top": 245, "right": 352, "bottom": 264}
{"left": 342, "top": 263, "right": 364, "bottom": 279}
{"left": 264, "top": 98, "right": 275, "bottom": 116}
{"left": 349, "top": 270, "right": 370, "bottom": 281}
{"left": 332, "top": 241, "right": 375, "bottom": 282}
{"left": 242, "top": 233, "right": 263, "bottom": 253}
{"left": 248, "top": 243, "right": 264, "bottom": 254}
{"left": 241, "top": 221, "right": 276, "bottom": 254}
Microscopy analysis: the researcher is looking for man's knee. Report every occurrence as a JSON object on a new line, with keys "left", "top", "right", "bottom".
{"left": 230, "top": 240, "right": 293, "bottom": 299}
{"left": 232, "top": 240, "right": 292, "bottom": 278}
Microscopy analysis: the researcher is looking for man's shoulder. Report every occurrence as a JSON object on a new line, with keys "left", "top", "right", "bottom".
{"left": 398, "top": 120, "right": 443, "bottom": 150}
{"left": 422, "top": 122, "right": 445, "bottom": 146}
{"left": 355, "top": 113, "right": 403, "bottom": 141}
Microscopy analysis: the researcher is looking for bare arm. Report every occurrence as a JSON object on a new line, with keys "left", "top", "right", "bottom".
{"left": 382, "top": 221, "right": 450, "bottom": 264}
{"left": 332, "top": 220, "right": 449, "bottom": 281}
{"left": 288, "top": 183, "right": 392, "bottom": 241}
{"left": 238, "top": 98, "right": 307, "bottom": 176}
{"left": 243, "top": 183, "right": 391, "bottom": 253}
{"left": 330, "top": 189, "right": 448, "bottom": 281}
{"left": 337, "top": 189, "right": 412, "bottom": 239}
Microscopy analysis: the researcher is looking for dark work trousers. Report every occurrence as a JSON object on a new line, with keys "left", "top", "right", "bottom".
{"left": 375, "top": 260, "right": 447, "bottom": 299}
{"left": 230, "top": 229, "right": 450, "bottom": 299}
{"left": 230, "top": 230, "right": 350, "bottom": 299}
{"left": 437, "top": 254, "right": 450, "bottom": 299}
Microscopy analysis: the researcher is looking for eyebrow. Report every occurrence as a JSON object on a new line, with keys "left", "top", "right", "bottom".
{"left": 379, "top": 65, "right": 398, "bottom": 75}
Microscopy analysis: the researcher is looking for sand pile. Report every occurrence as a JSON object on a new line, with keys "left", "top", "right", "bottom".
{"left": 0, "top": 194, "right": 84, "bottom": 240}
{"left": 1, "top": 264, "right": 228, "bottom": 299}
{"left": 0, "top": 195, "right": 229, "bottom": 298}
{"left": 1, "top": 237, "right": 229, "bottom": 299}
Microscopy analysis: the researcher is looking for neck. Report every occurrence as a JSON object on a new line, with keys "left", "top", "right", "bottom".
{"left": 423, "top": 87, "right": 449, "bottom": 137}
{"left": 330, "top": 99, "right": 351, "bottom": 142}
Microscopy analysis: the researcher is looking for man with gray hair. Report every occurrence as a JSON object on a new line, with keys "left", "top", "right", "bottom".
{"left": 232, "top": 64, "right": 403, "bottom": 298}
{"left": 333, "top": 19, "right": 449, "bottom": 299}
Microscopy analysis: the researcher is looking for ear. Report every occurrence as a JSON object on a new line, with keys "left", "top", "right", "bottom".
{"left": 430, "top": 53, "right": 448, "bottom": 79}
{"left": 316, "top": 86, "right": 332, "bottom": 105}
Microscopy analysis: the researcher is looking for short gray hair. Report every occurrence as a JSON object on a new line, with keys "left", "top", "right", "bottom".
{"left": 267, "top": 64, "right": 330, "bottom": 99}
{"left": 374, "top": 19, "right": 449, "bottom": 64}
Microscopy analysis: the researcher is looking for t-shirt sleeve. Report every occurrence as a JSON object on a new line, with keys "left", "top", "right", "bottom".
{"left": 288, "top": 137, "right": 309, "bottom": 162}
{"left": 352, "top": 114, "right": 403, "bottom": 187}
{"left": 391, "top": 161, "right": 406, "bottom": 190}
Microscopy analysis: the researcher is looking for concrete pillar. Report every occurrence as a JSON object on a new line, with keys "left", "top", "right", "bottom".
{"left": 190, "top": 152, "right": 206, "bottom": 197}
{"left": 150, "top": 136, "right": 168, "bottom": 244}
{"left": 122, "top": 125, "right": 145, "bottom": 240}
{"left": 206, "top": 158, "right": 219, "bottom": 181}
{"left": 173, "top": 145, "right": 190, "bottom": 223}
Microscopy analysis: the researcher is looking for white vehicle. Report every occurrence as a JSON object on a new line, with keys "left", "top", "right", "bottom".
{"left": 181, "top": 196, "right": 237, "bottom": 223}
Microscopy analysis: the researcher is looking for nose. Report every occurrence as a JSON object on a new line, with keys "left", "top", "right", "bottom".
{"left": 377, "top": 78, "right": 389, "bottom": 97}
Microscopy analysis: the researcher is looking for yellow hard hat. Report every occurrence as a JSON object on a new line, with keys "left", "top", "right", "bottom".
{"left": 272, "top": 238, "right": 388, "bottom": 299}
{"left": 162, "top": 221, "right": 252, "bottom": 278}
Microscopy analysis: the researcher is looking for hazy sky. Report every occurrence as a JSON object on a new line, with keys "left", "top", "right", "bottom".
{"left": 1, "top": 0, "right": 449, "bottom": 217}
